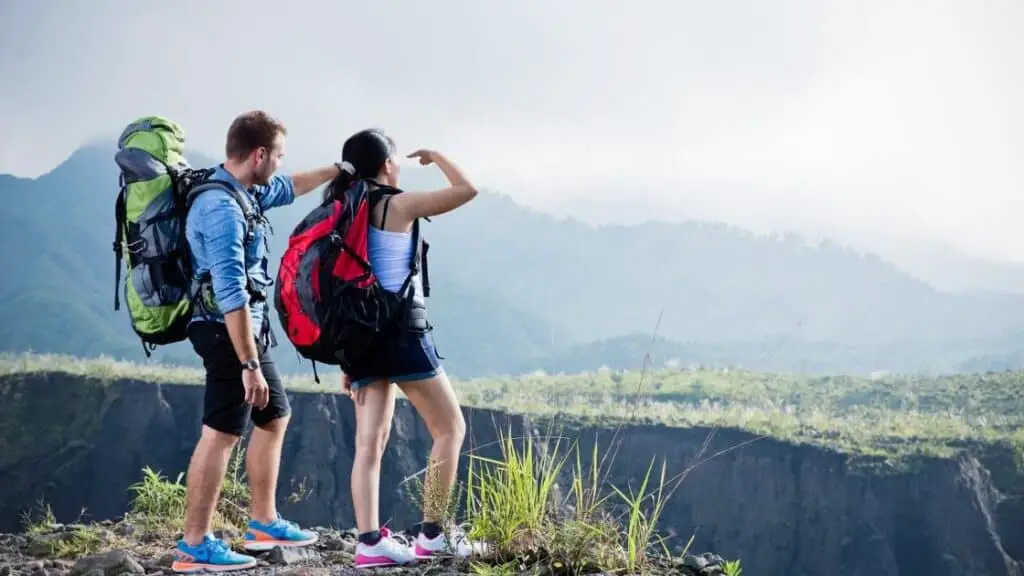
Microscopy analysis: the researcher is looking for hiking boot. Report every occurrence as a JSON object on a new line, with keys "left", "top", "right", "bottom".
{"left": 413, "top": 526, "right": 488, "bottom": 559}
{"left": 171, "top": 534, "right": 257, "bottom": 573}
{"left": 243, "top": 514, "right": 319, "bottom": 551}
{"left": 354, "top": 527, "right": 417, "bottom": 569}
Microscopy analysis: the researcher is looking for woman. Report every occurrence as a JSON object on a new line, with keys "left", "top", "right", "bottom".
{"left": 322, "top": 129, "right": 482, "bottom": 569}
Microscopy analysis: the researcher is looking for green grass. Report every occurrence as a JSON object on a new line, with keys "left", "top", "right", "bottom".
{"left": 18, "top": 423, "right": 744, "bottom": 574}
{"left": 18, "top": 445, "right": 255, "bottom": 559}
{"left": 399, "top": 422, "right": 743, "bottom": 575}
{"left": 454, "top": 368, "right": 1024, "bottom": 460}
{"left": 52, "top": 525, "right": 106, "bottom": 558}
{"left": 2, "top": 351, "right": 1023, "bottom": 461}
{"left": 20, "top": 499, "right": 57, "bottom": 536}
{"left": 126, "top": 442, "right": 251, "bottom": 538}
{"left": 454, "top": 424, "right": 744, "bottom": 575}
{"left": 19, "top": 500, "right": 114, "bottom": 558}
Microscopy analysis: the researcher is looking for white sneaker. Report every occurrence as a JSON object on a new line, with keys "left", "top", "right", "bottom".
{"left": 354, "top": 528, "right": 416, "bottom": 569}
{"left": 413, "top": 527, "right": 489, "bottom": 559}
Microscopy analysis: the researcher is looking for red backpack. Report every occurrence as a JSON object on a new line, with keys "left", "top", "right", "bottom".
{"left": 274, "top": 179, "right": 426, "bottom": 379}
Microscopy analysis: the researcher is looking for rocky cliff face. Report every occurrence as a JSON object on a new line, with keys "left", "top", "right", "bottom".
{"left": 1, "top": 371, "right": 1022, "bottom": 576}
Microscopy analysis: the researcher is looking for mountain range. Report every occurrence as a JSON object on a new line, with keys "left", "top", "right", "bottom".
{"left": 2, "top": 143, "right": 1023, "bottom": 377}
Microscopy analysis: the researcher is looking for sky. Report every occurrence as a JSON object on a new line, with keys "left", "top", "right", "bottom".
{"left": 1, "top": 0, "right": 1023, "bottom": 265}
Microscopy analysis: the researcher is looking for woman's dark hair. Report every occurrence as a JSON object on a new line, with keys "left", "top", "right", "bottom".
{"left": 322, "top": 129, "right": 396, "bottom": 203}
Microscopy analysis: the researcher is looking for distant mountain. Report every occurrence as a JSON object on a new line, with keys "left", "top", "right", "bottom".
{"left": 881, "top": 239, "right": 1024, "bottom": 295}
{"left": 421, "top": 192, "right": 1024, "bottom": 346}
{"left": 2, "top": 143, "right": 1023, "bottom": 377}
{"left": 0, "top": 144, "right": 553, "bottom": 377}
{"left": 0, "top": 147, "right": 190, "bottom": 363}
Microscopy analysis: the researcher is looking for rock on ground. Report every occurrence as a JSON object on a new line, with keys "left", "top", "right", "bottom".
{"left": 0, "top": 525, "right": 728, "bottom": 576}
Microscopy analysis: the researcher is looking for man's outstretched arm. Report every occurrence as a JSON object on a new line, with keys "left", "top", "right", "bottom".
{"left": 293, "top": 164, "right": 342, "bottom": 197}
{"left": 260, "top": 164, "right": 342, "bottom": 210}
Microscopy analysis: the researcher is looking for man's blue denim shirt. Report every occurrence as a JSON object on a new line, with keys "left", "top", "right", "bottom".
{"left": 185, "top": 164, "right": 295, "bottom": 332}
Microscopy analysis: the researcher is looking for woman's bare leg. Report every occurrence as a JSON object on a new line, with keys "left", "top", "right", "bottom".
{"left": 351, "top": 379, "right": 395, "bottom": 534}
{"left": 397, "top": 371, "right": 466, "bottom": 524}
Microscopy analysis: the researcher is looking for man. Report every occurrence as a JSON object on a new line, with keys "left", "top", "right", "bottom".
{"left": 171, "top": 110, "right": 343, "bottom": 573}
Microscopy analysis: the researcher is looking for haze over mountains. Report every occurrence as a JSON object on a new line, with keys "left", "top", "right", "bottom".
{"left": 2, "top": 144, "right": 1023, "bottom": 378}
{"left": 543, "top": 193, "right": 1024, "bottom": 297}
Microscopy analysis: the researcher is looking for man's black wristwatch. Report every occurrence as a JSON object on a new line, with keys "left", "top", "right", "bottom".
{"left": 241, "top": 358, "right": 260, "bottom": 372}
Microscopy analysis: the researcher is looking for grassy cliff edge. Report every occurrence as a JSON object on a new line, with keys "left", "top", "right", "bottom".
{"left": 1, "top": 352, "right": 752, "bottom": 576}
{"left": 3, "top": 351, "right": 1022, "bottom": 462}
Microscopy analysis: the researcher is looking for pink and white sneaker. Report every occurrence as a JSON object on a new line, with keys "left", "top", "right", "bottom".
{"left": 413, "top": 527, "right": 489, "bottom": 560}
{"left": 354, "top": 527, "right": 416, "bottom": 569}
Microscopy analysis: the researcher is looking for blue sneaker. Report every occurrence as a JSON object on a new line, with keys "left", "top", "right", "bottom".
{"left": 243, "top": 514, "right": 319, "bottom": 551}
{"left": 171, "top": 534, "right": 257, "bottom": 573}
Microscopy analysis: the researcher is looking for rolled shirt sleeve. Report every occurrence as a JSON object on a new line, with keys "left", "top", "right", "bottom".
{"left": 257, "top": 173, "right": 296, "bottom": 211}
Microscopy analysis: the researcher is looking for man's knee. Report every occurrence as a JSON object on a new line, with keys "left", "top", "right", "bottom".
{"left": 198, "top": 423, "right": 243, "bottom": 450}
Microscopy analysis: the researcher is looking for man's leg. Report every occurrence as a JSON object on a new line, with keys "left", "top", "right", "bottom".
{"left": 173, "top": 322, "right": 257, "bottom": 573}
{"left": 247, "top": 344, "right": 289, "bottom": 524}
{"left": 182, "top": 426, "right": 242, "bottom": 545}
{"left": 242, "top": 347, "right": 318, "bottom": 550}
{"left": 247, "top": 414, "right": 289, "bottom": 524}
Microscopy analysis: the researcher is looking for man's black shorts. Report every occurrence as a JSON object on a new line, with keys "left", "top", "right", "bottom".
{"left": 187, "top": 320, "right": 291, "bottom": 437}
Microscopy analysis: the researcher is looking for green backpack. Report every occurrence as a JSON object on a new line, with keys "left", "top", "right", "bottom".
{"left": 112, "top": 116, "right": 259, "bottom": 356}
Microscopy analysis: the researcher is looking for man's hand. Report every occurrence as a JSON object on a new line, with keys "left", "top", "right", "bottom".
{"left": 243, "top": 367, "right": 270, "bottom": 409}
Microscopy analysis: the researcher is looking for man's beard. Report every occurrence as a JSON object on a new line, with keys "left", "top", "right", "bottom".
{"left": 254, "top": 164, "right": 273, "bottom": 186}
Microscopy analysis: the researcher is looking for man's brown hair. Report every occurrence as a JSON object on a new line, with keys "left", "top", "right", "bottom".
{"left": 224, "top": 110, "right": 287, "bottom": 160}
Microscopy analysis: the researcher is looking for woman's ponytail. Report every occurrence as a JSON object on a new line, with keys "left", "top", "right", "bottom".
{"left": 322, "top": 161, "right": 358, "bottom": 204}
{"left": 322, "top": 129, "right": 395, "bottom": 203}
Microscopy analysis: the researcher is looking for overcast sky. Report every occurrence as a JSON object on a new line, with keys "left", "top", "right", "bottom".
{"left": 1, "top": 0, "right": 1022, "bottom": 263}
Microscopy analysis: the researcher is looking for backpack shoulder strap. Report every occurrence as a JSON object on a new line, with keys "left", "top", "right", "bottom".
{"left": 184, "top": 178, "right": 266, "bottom": 308}
{"left": 379, "top": 195, "right": 396, "bottom": 230}
{"left": 356, "top": 180, "right": 430, "bottom": 296}
{"left": 365, "top": 181, "right": 405, "bottom": 230}
{"left": 186, "top": 178, "right": 258, "bottom": 246}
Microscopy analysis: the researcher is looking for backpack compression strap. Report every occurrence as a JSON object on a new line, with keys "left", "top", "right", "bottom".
{"left": 112, "top": 175, "right": 127, "bottom": 311}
